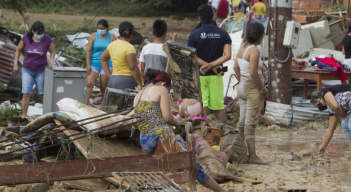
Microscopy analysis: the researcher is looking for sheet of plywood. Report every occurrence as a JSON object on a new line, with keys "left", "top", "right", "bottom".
{"left": 54, "top": 119, "right": 142, "bottom": 159}
{"left": 163, "top": 40, "right": 202, "bottom": 103}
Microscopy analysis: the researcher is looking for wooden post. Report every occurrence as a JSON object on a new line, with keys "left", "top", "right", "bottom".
{"left": 165, "top": 33, "right": 178, "bottom": 75}
{"left": 336, "top": 0, "right": 346, "bottom": 31}
{"left": 347, "top": 0, "right": 351, "bottom": 27}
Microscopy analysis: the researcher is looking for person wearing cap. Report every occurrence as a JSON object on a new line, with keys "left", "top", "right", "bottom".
{"left": 310, "top": 84, "right": 351, "bottom": 154}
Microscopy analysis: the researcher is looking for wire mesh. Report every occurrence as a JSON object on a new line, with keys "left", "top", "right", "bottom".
{"left": 112, "top": 172, "right": 186, "bottom": 192}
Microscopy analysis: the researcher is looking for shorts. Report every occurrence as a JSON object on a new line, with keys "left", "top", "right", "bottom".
{"left": 108, "top": 75, "right": 137, "bottom": 90}
{"left": 216, "top": 18, "right": 227, "bottom": 26}
{"left": 341, "top": 115, "right": 351, "bottom": 140}
{"left": 22, "top": 68, "right": 45, "bottom": 94}
{"left": 91, "top": 66, "right": 112, "bottom": 75}
{"left": 140, "top": 134, "right": 210, "bottom": 185}
{"left": 200, "top": 75, "right": 224, "bottom": 110}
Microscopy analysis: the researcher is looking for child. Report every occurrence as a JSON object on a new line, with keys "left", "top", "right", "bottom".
{"left": 139, "top": 20, "right": 168, "bottom": 76}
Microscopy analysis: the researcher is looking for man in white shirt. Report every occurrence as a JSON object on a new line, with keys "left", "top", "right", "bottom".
{"left": 207, "top": 0, "right": 220, "bottom": 21}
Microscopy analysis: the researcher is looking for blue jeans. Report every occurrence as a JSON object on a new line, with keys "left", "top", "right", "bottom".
{"left": 342, "top": 115, "right": 351, "bottom": 140}
{"left": 22, "top": 68, "right": 45, "bottom": 94}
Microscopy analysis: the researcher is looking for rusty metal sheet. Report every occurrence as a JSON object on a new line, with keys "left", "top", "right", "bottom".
{"left": 0, "top": 152, "right": 194, "bottom": 185}
{"left": 0, "top": 34, "right": 16, "bottom": 87}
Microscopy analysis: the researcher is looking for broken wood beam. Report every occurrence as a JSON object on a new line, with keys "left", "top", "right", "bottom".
{"left": 0, "top": 151, "right": 194, "bottom": 186}
{"left": 326, "top": 14, "right": 351, "bottom": 22}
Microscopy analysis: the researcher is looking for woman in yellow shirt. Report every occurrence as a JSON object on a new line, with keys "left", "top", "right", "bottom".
{"left": 101, "top": 21, "right": 142, "bottom": 90}
{"left": 251, "top": 0, "right": 266, "bottom": 20}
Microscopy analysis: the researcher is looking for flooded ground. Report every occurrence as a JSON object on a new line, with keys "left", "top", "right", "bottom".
{"left": 213, "top": 126, "right": 351, "bottom": 192}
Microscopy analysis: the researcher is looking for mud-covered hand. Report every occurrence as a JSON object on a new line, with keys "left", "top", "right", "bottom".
{"left": 317, "top": 144, "right": 326, "bottom": 154}
{"left": 200, "top": 64, "right": 211, "bottom": 75}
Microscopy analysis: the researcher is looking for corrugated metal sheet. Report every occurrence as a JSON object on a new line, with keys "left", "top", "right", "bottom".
{"left": 109, "top": 28, "right": 120, "bottom": 39}
{"left": 66, "top": 32, "right": 90, "bottom": 49}
{"left": 265, "top": 100, "right": 330, "bottom": 124}
{"left": 298, "top": 48, "right": 344, "bottom": 63}
{"left": 0, "top": 33, "right": 16, "bottom": 87}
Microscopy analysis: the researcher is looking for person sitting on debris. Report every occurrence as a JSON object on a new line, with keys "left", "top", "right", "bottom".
{"left": 188, "top": 4, "right": 232, "bottom": 124}
{"left": 342, "top": 23, "right": 351, "bottom": 71}
{"left": 234, "top": 22, "right": 267, "bottom": 164}
{"left": 85, "top": 19, "right": 117, "bottom": 105}
{"left": 310, "top": 84, "right": 351, "bottom": 154}
{"left": 127, "top": 68, "right": 227, "bottom": 192}
{"left": 100, "top": 21, "right": 142, "bottom": 91}
{"left": 13, "top": 21, "right": 56, "bottom": 117}
{"left": 139, "top": 20, "right": 169, "bottom": 76}
{"left": 251, "top": 0, "right": 266, "bottom": 20}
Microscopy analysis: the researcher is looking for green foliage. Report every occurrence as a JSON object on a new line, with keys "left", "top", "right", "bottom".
{"left": 1, "top": 0, "right": 205, "bottom": 17}
{"left": 65, "top": 46, "right": 87, "bottom": 68}
{"left": 0, "top": 102, "right": 21, "bottom": 125}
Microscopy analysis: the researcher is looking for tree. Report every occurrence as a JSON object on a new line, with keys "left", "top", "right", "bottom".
{"left": 0, "top": 0, "right": 43, "bottom": 16}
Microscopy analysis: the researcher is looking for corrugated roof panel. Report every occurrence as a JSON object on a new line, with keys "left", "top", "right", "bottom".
{"left": 66, "top": 32, "right": 90, "bottom": 49}
{"left": 0, "top": 33, "right": 16, "bottom": 87}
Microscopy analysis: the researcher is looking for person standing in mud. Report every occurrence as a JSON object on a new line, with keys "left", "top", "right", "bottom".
{"left": 100, "top": 21, "right": 142, "bottom": 91}
{"left": 85, "top": 19, "right": 117, "bottom": 105}
{"left": 234, "top": 22, "right": 267, "bottom": 164}
{"left": 310, "top": 84, "right": 351, "bottom": 154}
{"left": 13, "top": 21, "right": 56, "bottom": 116}
{"left": 188, "top": 4, "right": 232, "bottom": 124}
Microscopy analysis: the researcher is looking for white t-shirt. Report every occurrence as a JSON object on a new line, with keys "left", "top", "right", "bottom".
{"left": 139, "top": 43, "right": 168, "bottom": 72}
{"left": 209, "top": 0, "right": 220, "bottom": 9}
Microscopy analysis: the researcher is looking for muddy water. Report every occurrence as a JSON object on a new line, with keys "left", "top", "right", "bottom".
{"left": 194, "top": 128, "right": 351, "bottom": 192}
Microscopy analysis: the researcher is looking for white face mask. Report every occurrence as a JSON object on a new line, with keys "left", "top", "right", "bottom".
{"left": 34, "top": 33, "right": 44, "bottom": 40}
{"left": 97, "top": 29, "right": 107, "bottom": 36}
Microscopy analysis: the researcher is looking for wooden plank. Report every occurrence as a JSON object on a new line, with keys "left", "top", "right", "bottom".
{"left": 165, "top": 33, "right": 178, "bottom": 76}
{"left": 0, "top": 152, "right": 193, "bottom": 185}
{"left": 303, "top": 79, "right": 309, "bottom": 99}
{"left": 185, "top": 122, "right": 197, "bottom": 191}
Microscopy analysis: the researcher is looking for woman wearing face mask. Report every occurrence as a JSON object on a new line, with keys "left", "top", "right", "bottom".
{"left": 127, "top": 68, "right": 227, "bottom": 192}
{"left": 310, "top": 84, "right": 351, "bottom": 155}
{"left": 85, "top": 19, "right": 117, "bottom": 105}
{"left": 13, "top": 21, "right": 55, "bottom": 117}
{"left": 100, "top": 21, "right": 142, "bottom": 91}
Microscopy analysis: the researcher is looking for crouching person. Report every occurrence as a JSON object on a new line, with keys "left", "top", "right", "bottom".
{"left": 311, "top": 84, "right": 351, "bottom": 154}
{"left": 127, "top": 68, "right": 227, "bottom": 192}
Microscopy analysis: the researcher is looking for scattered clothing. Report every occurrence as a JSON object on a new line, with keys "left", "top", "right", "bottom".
{"left": 22, "top": 68, "right": 45, "bottom": 94}
{"left": 139, "top": 43, "right": 168, "bottom": 72}
{"left": 107, "top": 39, "right": 136, "bottom": 76}
{"left": 316, "top": 57, "right": 346, "bottom": 83}
{"left": 22, "top": 33, "right": 53, "bottom": 71}
{"left": 90, "top": 32, "right": 113, "bottom": 68}
{"left": 311, "top": 60, "right": 337, "bottom": 71}
{"left": 251, "top": 1, "right": 266, "bottom": 16}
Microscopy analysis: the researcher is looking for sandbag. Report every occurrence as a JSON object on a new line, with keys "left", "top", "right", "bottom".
{"left": 219, "top": 130, "right": 248, "bottom": 164}
{"left": 194, "top": 135, "right": 231, "bottom": 182}
{"left": 57, "top": 98, "right": 135, "bottom": 135}
{"left": 20, "top": 112, "right": 72, "bottom": 133}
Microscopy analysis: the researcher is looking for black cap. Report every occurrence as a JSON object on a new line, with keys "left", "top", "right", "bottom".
{"left": 310, "top": 91, "right": 322, "bottom": 104}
